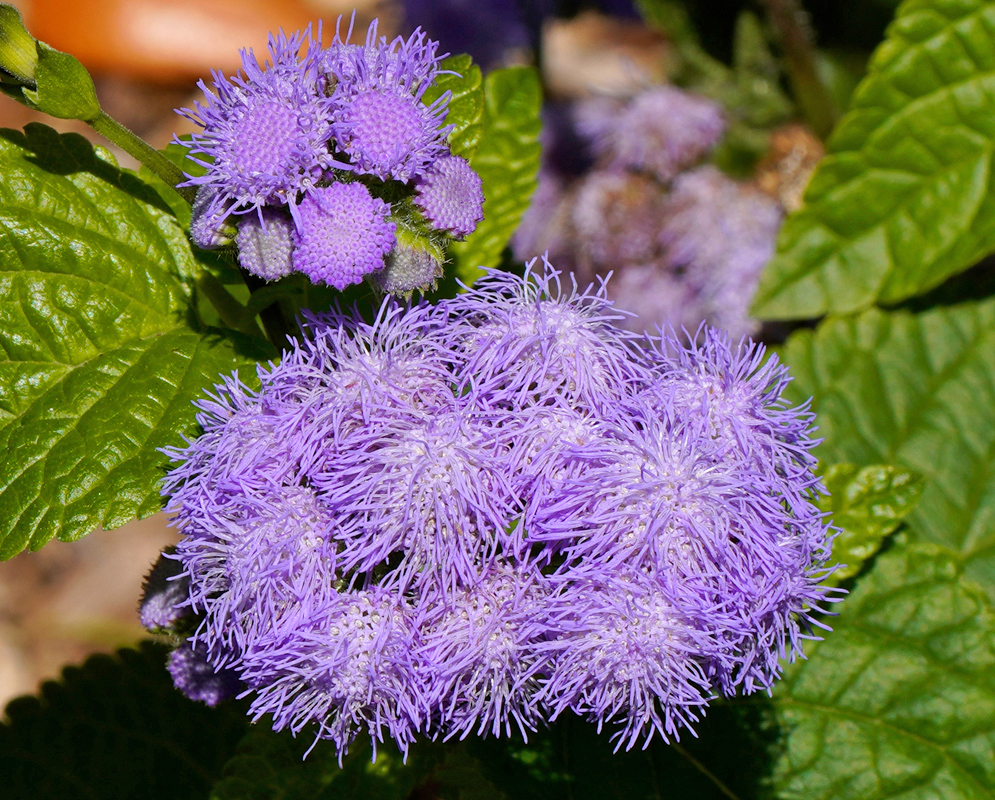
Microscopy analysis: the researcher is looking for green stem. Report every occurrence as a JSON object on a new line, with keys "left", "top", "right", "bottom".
{"left": 241, "top": 268, "right": 295, "bottom": 350}
{"left": 88, "top": 111, "right": 196, "bottom": 202}
{"left": 195, "top": 271, "right": 264, "bottom": 338}
{"left": 758, "top": 0, "right": 838, "bottom": 139}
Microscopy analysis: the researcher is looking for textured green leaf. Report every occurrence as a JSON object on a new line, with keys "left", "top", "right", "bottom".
{"left": 819, "top": 463, "right": 925, "bottom": 584}
{"left": 0, "top": 643, "right": 248, "bottom": 800}
{"left": 0, "top": 123, "right": 267, "bottom": 557}
{"left": 423, "top": 54, "right": 484, "bottom": 160}
{"left": 773, "top": 542, "right": 995, "bottom": 800}
{"left": 449, "top": 66, "right": 542, "bottom": 283}
{"left": 781, "top": 297, "right": 995, "bottom": 594}
{"left": 752, "top": 0, "right": 995, "bottom": 319}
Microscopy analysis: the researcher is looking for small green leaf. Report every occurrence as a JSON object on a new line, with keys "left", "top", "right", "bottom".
{"left": 818, "top": 463, "right": 925, "bottom": 584}
{"left": 19, "top": 42, "right": 100, "bottom": 121}
{"left": 780, "top": 297, "right": 995, "bottom": 596}
{"left": 0, "top": 643, "right": 248, "bottom": 800}
{"left": 0, "top": 4, "right": 37, "bottom": 84}
{"left": 0, "top": 123, "right": 268, "bottom": 557}
{"left": 772, "top": 542, "right": 995, "bottom": 799}
{"left": 449, "top": 66, "right": 542, "bottom": 284}
{"left": 752, "top": 0, "right": 995, "bottom": 319}
{"left": 423, "top": 54, "right": 484, "bottom": 160}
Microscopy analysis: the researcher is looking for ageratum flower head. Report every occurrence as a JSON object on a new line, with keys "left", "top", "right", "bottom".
{"left": 157, "top": 257, "right": 837, "bottom": 757}
{"left": 177, "top": 28, "right": 337, "bottom": 219}
{"left": 325, "top": 18, "right": 453, "bottom": 182}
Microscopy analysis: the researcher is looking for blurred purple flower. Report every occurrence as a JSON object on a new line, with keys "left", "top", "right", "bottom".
{"left": 579, "top": 87, "right": 725, "bottom": 182}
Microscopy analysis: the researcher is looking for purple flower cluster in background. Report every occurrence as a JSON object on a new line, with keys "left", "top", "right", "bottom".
{"left": 178, "top": 20, "right": 484, "bottom": 293}
{"left": 514, "top": 86, "right": 784, "bottom": 338}
{"left": 147, "top": 258, "right": 835, "bottom": 757}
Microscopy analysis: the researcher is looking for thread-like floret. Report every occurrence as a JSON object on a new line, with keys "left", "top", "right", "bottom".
{"left": 292, "top": 182, "right": 396, "bottom": 289}
{"left": 325, "top": 20, "right": 452, "bottom": 181}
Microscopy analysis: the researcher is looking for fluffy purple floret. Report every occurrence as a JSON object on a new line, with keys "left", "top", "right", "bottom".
{"left": 311, "top": 407, "right": 522, "bottom": 594}
{"left": 414, "top": 155, "right": 484, "bottom": 237}
{"left": 444, "top": 256, "right": 653, "bottom": 411}
{"left": 581, "top": 86, "right": 725, "bottom": 182}
{"left": 169, "top": 485, "right": 340, "bottom": 662}
{"left": 292, "top": 182, "right": 396, "bottom": 289}
{"left": 177, "top": 28, "right": 338, "bottom": 217}
{"left": 325, "top": 20, "right": 453, "bottom": 181}
{"left": 538, "top": 573, "right": 714, "bottom": 750}
{"left": 238, "top": 587, "right": 424, "bottom": 759}
{"left": 416, "top": 564, "right": 551, "bottom": 739}
{"left": 168, "top": 640, "right": 242, "bottom": 707}
{"left": 237, "top": 208, "right": 295, "bottom": 281}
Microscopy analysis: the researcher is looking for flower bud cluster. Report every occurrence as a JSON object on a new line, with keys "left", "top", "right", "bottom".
{"left": 177, "top": 20, "right": 483, "bottom": 293}
{"left": 151, "top": 257, "right": 835, "bottom": 757}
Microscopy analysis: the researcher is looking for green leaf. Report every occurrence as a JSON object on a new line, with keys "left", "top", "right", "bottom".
{"left": 209, "top": 731, "right": 506, "bottom": 800}
{"left": 780, "top": 297, "right": 995, "bottom": 595}
{"left": 19, "top": 42, "right": 100, "bottom": 121}
{"left": 0, "top": 643, "right": 248, "bottom": 800}
{"left": 423, "top": 54, "right": 484, "bottom": 160}
{"left": 469, "top": 702, "right": 777, "bottom": 800}
{"left": 0, "top": 4, "right": 38, "bottom": 84}
{"left": 0, "top": 123, "right": 268, "bottom": 558}
{"left": 818, "top": 463, "right": 925, "bottom": 584}
{"left": 752, "top": 0, "right": 995, "bottom": 319}
{"left": 772, "top": 542, "right": 995, "bottom": 799}
{"left": 449, "top": 66, "right": 542, "bottom": 284}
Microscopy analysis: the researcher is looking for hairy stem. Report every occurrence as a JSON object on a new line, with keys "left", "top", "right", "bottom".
{"left": 758, "top": 0, "right": 838, "bottom": 139}
{"left": 88, "top": 111, "right": 197, "bottom": 202}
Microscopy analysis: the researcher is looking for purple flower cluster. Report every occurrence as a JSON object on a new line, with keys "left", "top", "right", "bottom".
{"left": 152, "top": 258, "right": 834, "bottom": 757}
{"left": 178, "top": 20, "right": 484, "bottom": 293}
{"left": 513, "top": 86, "right": 784, "bottom": 338}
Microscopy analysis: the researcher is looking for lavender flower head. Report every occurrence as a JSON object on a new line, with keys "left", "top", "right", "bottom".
{"left": 325, "top": 19, "right": 453, "bottom": 181}
{"left": 177, "top": 28, "right": 336, "bottom": 219}
{"left": 579, "top": 87, "right": 726, "bottom": 183}
{"left": 415, "top": 154, "right": 484, "bottom": 237}
{"left": 292, "top": 182, "right": 396, "bottom": 289}
{"left": 157, "top": 258, "right": 836, "bottom": 756}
